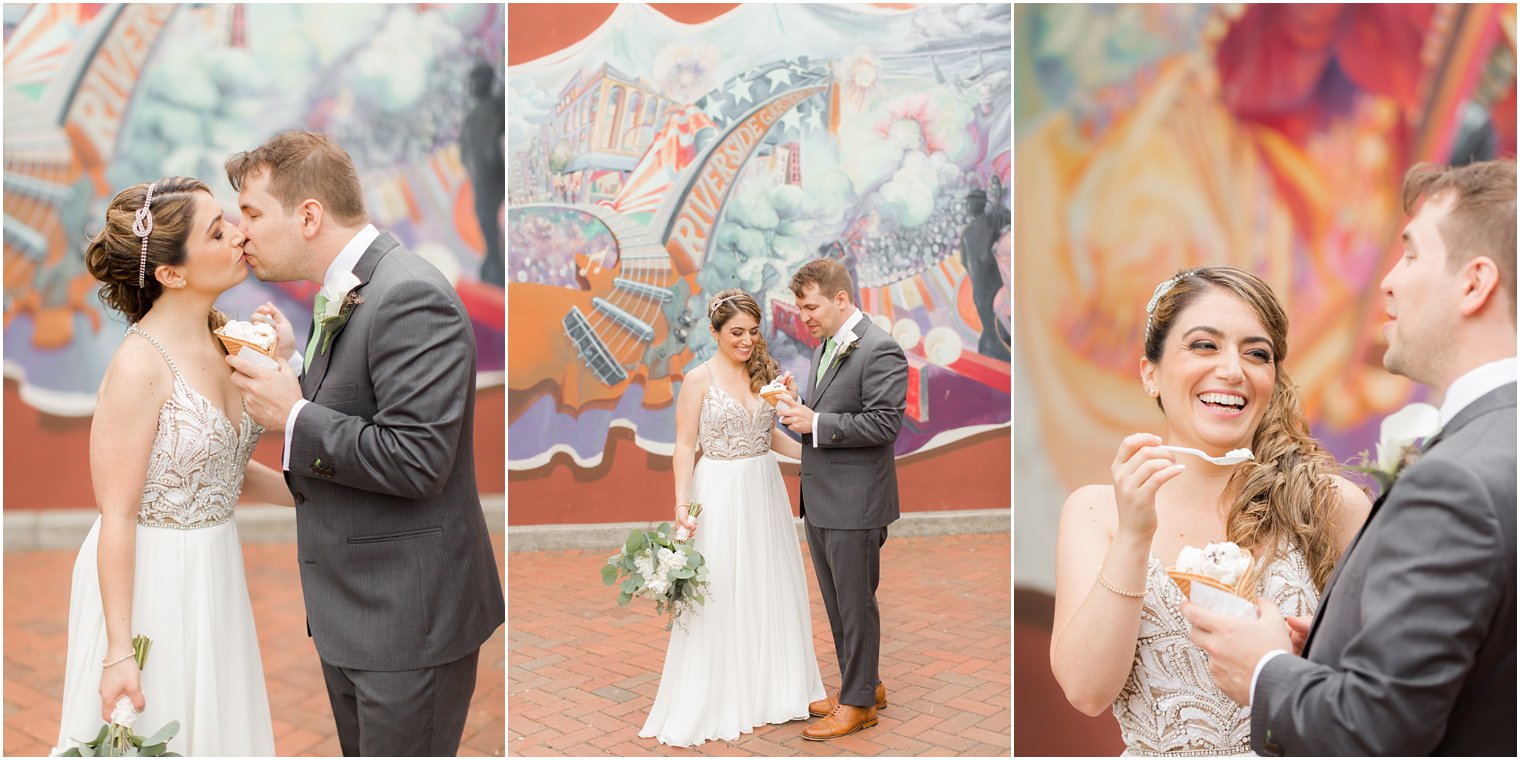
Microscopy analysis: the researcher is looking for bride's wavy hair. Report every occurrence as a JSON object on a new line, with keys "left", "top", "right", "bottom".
{"left": 1144, "top": 265, "right": 1344, "bottom": 592}
{"left": 84, "top": 177, "right": 228, "bottom": 333}
{"left": 708, "top": 288, "right": 779, "bottom": 394}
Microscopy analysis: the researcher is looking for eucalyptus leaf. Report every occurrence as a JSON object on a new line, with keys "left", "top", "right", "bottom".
{"left": 618, "top": 590, "right": 633, "bottom": 607}
{"left": 139, "top": 722, "right": 179, "bottom": 748}
{"left": 60, "top": 749, "right": 82, "bottom": 757}
{"left": 626, "top": 530, "right": 646, "bottom": 553}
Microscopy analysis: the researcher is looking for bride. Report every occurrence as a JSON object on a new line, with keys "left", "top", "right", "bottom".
{"left": 54, "top": 178, "right": 294, "bottom": 755}
{"left": 1050, "top": 266, "right": 1370, "bottom": 755}
{"left": 640, "top": 289, "right": 826, "bottom": 747}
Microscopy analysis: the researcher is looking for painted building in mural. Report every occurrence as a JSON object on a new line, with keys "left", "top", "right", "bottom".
{"left": 2, "top": 3, "right": 506, "bottom": 509}
{"left": 508, "top": 3, "right": 1013, "bottom": 524}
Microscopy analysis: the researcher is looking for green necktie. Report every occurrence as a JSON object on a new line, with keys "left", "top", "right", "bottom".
{"left": 304, "top": 292, "right": 329, "bottom": 367}
{"left": 815, "top": 337, "right": 836, "bottom": 387}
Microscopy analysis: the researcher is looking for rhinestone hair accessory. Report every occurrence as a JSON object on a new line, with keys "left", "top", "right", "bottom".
{"left": 708, "top": 294, "right": 743, "bottom": 317}
{"left": 134, "top": 182, "right": 157, "bottom": 288}
{"left": 1144, "top": 272, "right": 1188, "bottom": 338}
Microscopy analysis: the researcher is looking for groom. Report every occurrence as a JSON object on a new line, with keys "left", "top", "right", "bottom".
{"left": 223, "top": 131, "right": 505, "bottom": 756}
{"left": 1185, "top": 159, "right": 1516, "bottom": 755}
{"left": 779, "top": 259, "right": 908, "bottom": 740}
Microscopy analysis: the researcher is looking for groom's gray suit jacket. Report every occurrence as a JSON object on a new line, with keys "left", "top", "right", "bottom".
{"left": 287, "top": 231, "right": 505, "bottom": 672}
{"left": 799, "top": 317, "right": 908, "bottom": 529}
{"left": 1251, "top": 383, "right": 1516, "bottom": 756}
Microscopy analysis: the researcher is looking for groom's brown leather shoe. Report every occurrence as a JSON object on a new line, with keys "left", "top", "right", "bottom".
{"left": 809, "top": 682, "right": 887, "bottom": 717}
{"left": 803, "top": 704, "right": 878, "bottom": 741}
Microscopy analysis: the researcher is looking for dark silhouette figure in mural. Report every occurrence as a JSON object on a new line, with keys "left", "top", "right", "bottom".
{"left": 960, "top": 185, "right": 1010, "bottom": 361}
{"left": 462, "top": 62, "right": 506, "bottom": 287}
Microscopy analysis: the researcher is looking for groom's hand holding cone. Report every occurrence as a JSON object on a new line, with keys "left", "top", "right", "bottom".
{"left": 1183, "top": 597, "right": 1292, "bottom": 706}
{"left": 226, "top": 351, "right": 302, "bottom": 432}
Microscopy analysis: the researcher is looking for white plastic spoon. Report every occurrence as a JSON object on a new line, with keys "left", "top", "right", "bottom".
{"left": 1158, "top": 445, "right": 1254, "bottom": 466}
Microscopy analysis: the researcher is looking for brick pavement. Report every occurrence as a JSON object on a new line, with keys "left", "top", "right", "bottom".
{"left": 4, "top": 532, "right": 505, "bottom": 757}
{"left": 508, "top": 533, "right": 1011, "bottom": 756}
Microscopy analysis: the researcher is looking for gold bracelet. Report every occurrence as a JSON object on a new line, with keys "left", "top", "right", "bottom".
{"left": 102, "top": 651, "right": 135, "bottom": 668}
{"left": 1096, "top": 570, "right": 1145, "bottom": 598}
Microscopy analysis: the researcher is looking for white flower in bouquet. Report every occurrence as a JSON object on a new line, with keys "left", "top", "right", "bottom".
{"left": 109, "top": 696, "right": 138, "bottom": 730}
{"left": 601, "top": 516, "right": 714, "bottom": 631}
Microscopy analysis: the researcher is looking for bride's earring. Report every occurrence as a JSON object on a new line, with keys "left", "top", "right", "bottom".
{"left": 1146, "top": 386, "right": 1157, "bottom": 396}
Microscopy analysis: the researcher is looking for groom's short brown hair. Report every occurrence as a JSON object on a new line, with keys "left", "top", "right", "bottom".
{"left": 790, "top": 259, "right": 855, "bottom": 303}
{"left": 1402, "top": 159, "right": 1516, "bottom": 319}
{"left": 226, "top": 131, "right": 369, "bottom": 226}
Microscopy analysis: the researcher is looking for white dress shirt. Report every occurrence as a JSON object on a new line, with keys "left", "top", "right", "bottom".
{"left": 282, "top": 224, "right": 380, "bottom": 470}
{"left": 1248, "top": 355, "right": 1520, "bottom": 702}
{"left": 808, "top": 308, "right": 866, "bottom": 447}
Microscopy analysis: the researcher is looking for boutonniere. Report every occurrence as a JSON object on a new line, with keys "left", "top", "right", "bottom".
{"left": 1352, "top": 402, "right": 1440, "bottom": 491}
{"left": 832, "top": 338, "right": 861, "bottom": 367}
{"left": 318, "top": 271, "right": 364, "bottom": 354}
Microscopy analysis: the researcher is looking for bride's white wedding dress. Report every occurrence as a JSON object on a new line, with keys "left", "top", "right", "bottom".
{"left": 54, "top": 326, "right": 275, "bottom": 756}
{"left": 640, "top": 376, "right": 826, "bottom": 747}
{"left": 1114, "top": 542, "right": 1318, "bottom": 756}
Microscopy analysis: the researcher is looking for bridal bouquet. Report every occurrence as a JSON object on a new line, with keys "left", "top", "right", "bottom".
{"left": 56, "top": 636, "right": 182, "bottom": 757}
{"left": 602, "top": 507, "right": 712, "bottom": 631}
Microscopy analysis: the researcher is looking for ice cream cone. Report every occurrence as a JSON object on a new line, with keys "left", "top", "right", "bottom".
{"left": 215, "top": 332, "right": 275, "bottom": 359}
{"left": 760, "top": 387, "right": 790, "bottom": 407}
{"left": 1165, "top": 568, "right": 1241, "bottom": 599}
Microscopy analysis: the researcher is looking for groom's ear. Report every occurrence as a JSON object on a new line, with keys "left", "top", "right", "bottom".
{"left": 1456, "top": 255, "right": 1500, "bottom": 318}
{"left": 298, "top": 199, "right": 324, "bottom": 241}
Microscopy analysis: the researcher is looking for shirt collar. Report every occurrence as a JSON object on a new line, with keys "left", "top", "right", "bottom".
{"left": 830, "top": 308, "right": 865, "bottom": 346}
{"left": 1439, "top": 357, "right": 1518, "bottom": 427}
{"left": 320, "top": 224, "right": 379, "bottom": 299}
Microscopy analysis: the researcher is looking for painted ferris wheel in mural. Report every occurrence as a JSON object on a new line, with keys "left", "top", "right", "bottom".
{"left": 508, "top": 3, "right": 1012, "bottom": 470}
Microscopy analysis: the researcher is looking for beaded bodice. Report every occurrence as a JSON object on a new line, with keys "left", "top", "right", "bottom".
{"left": 1113, "top": 544, "right": 1318, "bottom": 756}
{"left": 698, "top": 380, "right": 774, "bottom": 461}
{"left": 129, "top": 326, "right": 262, "bottom": 529}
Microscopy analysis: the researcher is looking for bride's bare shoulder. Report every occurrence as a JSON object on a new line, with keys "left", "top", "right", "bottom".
{"left": 97, "top": 334, "right": 173, "bottom": 407}
{"left": 1060, "top": 484, "right": 1118, "bottom": 534}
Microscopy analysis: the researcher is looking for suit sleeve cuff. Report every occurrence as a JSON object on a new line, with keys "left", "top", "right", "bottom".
{"left": 811, "top": 412, "right": 820, "bottom": 447}
{"left": 1250, "top": 649, "right": 1290, "bottom": 706}
{"left": 282, "top": 399, "right": 309, "bottom": 471}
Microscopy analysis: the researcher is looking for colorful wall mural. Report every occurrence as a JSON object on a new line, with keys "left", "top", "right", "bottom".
{"left": 1012, "top": 5, "right": 1516, "bottom": 755}
{"left": 2, "top": 3, "right": 506, "bottom": 508}
{"left": 508, "top": 3, "right": 1013, "bottom": 524}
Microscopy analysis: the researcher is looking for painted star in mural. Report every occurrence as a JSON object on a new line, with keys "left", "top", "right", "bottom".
{"left": 726, "top": 77, "right": 755, "bottom": 106}
{"left": 764, "top": 65, "right": 795, "bottom": 89}
{"left": 804, "top": 104, "right": 825, "bottom": 133}
{"left": 778, "top": 106, "right": 805, "bottom": 136}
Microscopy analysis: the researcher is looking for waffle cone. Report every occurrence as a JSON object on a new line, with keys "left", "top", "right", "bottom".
{"left": 215, "top": 333, "right": 275, "bottom": 359}
{"left": 760, "top": 387, "right": 790, "bottom": 407}
{"left": 1165, "top": 569, "right": 1244, "bottom": 598}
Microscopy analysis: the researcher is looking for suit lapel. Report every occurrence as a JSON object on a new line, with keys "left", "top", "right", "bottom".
{"left": 807, "top": 341, "right": 824, "bottom": 403}
{"left": 1303, "top": 382, "right": 1517, "bottom": 656}
{"left": 302, "top": 233, "right": 397, "bottom": 397}
{"left": 813, "top": 320, "right": 863, "bottom": 404}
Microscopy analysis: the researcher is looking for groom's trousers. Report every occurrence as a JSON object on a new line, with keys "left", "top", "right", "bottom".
{"left": 320, "top": 648, "right": 480, "bottom": 756}
{"left": 806, "top": 520, "right": 888, "bottom": 708}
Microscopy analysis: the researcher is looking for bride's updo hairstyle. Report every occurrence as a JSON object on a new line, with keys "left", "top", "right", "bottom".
{"left": 84, "top": 177, "right": 227, "bottom": 332}
{"left": 708, "top": 288, "right": 779, "bottom": 394}
{"left": 1143, "top": 265, "right": 1343, "bottom": 593}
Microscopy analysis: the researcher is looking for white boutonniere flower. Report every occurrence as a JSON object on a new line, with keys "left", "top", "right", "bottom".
{"left": 1354, "top": 402, "right": 1440, "bottom": 491}
{"left": 832, "top": 337, "right": 861, "bottom": 367}
{"left": 317, "top": 271, "right": 364, "bottom": 354}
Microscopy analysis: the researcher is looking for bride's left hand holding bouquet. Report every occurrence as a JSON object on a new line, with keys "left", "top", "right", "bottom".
{"left": 55, "top": 636, "right": 182, "bottom": 757}
{"left": 602, "top": 504, "right": 713, "bottom": 630}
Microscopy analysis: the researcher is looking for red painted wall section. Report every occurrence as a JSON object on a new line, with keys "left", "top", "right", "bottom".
{"left": 507, "top": 427, "right": 1010, "bottom": 526}
{"left": 3, "top": 379, "right": 506, "bottom": 510}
